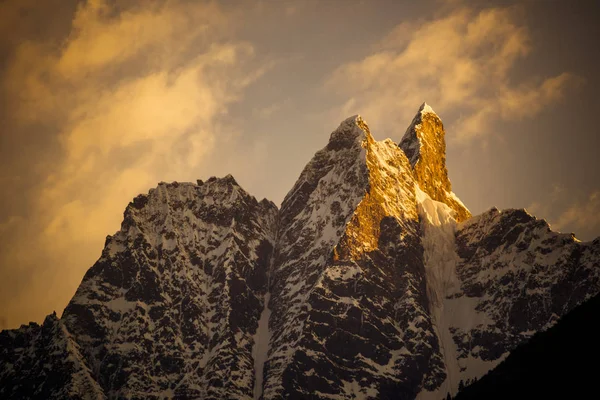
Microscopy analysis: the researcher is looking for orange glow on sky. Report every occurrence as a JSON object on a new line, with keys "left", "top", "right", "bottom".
{"left": 0, "top": 0, "right": 599, "bottom": 330}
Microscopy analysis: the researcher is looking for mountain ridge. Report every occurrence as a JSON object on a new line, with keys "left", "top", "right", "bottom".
{"left": 1, "top": 105, "right": 599, "bottom": 399}
{"left": 399, "top": 103, "right": 471, "bottom": 222}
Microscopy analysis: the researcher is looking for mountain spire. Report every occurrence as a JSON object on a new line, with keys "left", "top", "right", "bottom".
{"left": 399, "top": 103, "right": 471, "bottom": 222}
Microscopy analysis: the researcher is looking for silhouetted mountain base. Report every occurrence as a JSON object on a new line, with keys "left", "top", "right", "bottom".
{"left": 454, "top": 290, "right": 600, "bottom": 400}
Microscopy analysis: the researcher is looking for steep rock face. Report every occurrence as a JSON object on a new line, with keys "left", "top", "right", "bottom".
{"left": 264, "top": 116, "right": 370, "bottom": 398}
{"left": 61, "top": 178, "right": 277, "bottom": 399}
{"left": 413, "top": 196, "right": 600, "bottom": 399}
{"left": 399, "top": 103, "right": 470, "bottom": 222}
{"left": 336, "top": 122, "right": 420, "bottom": 259}
{"left": 0, "top": 313, "right": 104, "bottom": 399}
{"left": 264, "top": 116, "right": 446, "bottom": 399}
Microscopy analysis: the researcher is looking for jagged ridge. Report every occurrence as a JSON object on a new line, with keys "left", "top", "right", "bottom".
{"left": 1, "top": 105, "right": 599, "bottom": 400}
{"left": 61, "top": 178, "right": 277, "bottom": 399}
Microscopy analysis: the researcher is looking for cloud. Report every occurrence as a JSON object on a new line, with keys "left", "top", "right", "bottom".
{"left": 0, "top": 0, "right": 265, "bottom": 328}
{"left": 553, "top": 191, "right": 600, "bottom": 237}
{"left": 326, "top": 6, "right": 578, "bottom": 142}
{"left": 527, "top": 186, "right": 600, "bottom": 241}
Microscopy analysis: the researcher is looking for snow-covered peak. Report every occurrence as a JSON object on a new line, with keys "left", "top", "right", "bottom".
{"left": 61, "top": 169, "right": 278, "bottom": 399}
{"left": 117, "top": 175, "right": 274, "bottom": 248}
{"left": 420, "top": 102, "right": 437, "bottom": 116}
{"left": 125, "top": 174, "right": 269, "bottom": 219}
{"left": 2, "top": 105, "right": 600, "bottom": 400}
{"left": 326, "top": 114, "right": 369, "bottom": 152}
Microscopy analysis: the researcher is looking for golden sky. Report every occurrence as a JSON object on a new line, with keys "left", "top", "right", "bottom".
{"left": 1, "top": 0, "right": 599, "bottom": 330}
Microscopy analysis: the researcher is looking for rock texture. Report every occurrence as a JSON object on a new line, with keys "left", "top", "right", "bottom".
{"left": 1, "top": 105, "right": 599, "bottom": 400}
{"left": 263, "top": 116, "right": 444, "bottom": 399}
{"left": 0, "top": 313, "right": 104, "bottom": 400}
{"left": 452, "top": 209, "right": 600, "bottom": 364}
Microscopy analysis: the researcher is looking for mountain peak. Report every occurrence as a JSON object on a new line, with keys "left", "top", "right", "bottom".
{"left": 400, "top": 102, "right": 440, "bottom": 167}
{"left": 326, "top": 114, "right": 370, "bottom": 151}
{"left": 399, "top": 103, "right": 471, "bottom": 221}
{"left": 420, "top": 101, "right": 436, "bottom": 116}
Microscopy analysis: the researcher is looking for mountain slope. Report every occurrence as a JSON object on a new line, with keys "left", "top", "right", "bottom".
{"left": 264, "top": 116, "right": 446, "bottom": 399}
{"left": 451, "top": 208, "right": 600, "bottom": 366}
{"left": 0, "top": 313, "right": 104, "bottom": 399}
{"left": 415, "top": 205, "right": 600, "bottom": 399}
{"left": 62, "top": 178, "right": 277, "bottom": 399}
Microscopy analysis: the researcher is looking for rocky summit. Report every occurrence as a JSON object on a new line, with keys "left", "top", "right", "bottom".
{"left": 2, "top": 104, "right": 599, "bottom": 400}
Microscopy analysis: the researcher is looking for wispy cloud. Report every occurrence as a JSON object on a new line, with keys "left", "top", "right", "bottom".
{"left": 0, "top": 0, "right": 266, "bottom": 328}
{"left": 553, "top": 191, "right": 600, "bottom": 235}
{"left": 528, "top": 185, "right": 600, "bottom": 241}
{"left": 326, "top": 6, "right": 579, "bottom": 142}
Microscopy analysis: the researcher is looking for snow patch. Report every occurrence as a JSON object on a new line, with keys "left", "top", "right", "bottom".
{"left": 415, "top": 185, "right": 462, "bottom": 398}
{"left": 448, "top": 191, "right": 469, "bottom": 214}
{"left": 416, "top": 189, "right": 528, "bottom": 399}
{"left": 253, "top": 292, "right": 272, "bottom": 400}
{"left": 420, "top": 102, "right": 436, "bottom": 115}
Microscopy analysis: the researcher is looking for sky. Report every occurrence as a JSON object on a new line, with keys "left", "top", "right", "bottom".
{"left": 0, "top": 0, "right": 599, "bottom": 330}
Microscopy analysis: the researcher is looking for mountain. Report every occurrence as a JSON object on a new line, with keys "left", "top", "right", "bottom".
{"left": 62, "top": 177, "right": 277, "bottom": 399}
{"left": 1, "top": 104, "right": 599, "bottom": 399}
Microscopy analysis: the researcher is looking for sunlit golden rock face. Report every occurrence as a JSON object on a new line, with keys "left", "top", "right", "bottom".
{"left": 400, "top": 103, "right": 471, "bottom": 222}
{"left": 331, "top": 106, "right": 470, "bottom": 262}
{"left": 335, "top": 117, "right": 419, "bottom": 261}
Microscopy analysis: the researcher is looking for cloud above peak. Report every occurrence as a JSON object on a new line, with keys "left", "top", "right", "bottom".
{"left": 327, "top": 6, "right": 578, "bottom": 142}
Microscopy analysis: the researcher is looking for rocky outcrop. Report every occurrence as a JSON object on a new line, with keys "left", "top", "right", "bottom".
{"left": 0, "top": 313, "right": 104, "bottom": 399}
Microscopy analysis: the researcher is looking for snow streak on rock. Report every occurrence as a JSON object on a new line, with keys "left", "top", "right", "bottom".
{"left": 252, "top": 291, "right": 271, "bottom": 400}
{"left": 413, "top": 186, "right": 461, "bottom": 400}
